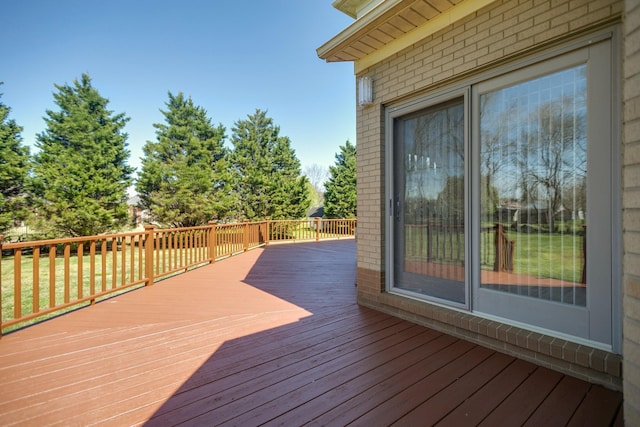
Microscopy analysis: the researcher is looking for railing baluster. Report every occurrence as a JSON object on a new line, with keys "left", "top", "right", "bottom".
{"left": 138, "top": 235, "right": 143, "bottom": 281}
{"left": 191, "top": 231, "right": 195, "bottom": 264}
{"left": 121, "top": 238, "right": 126, "bottom": 287}
{"left": 77, "top": 243, "right": 83, "bottom": 300}
{"left": 180, "top": 232, "right": 185, "bottom": 269}
{"left": 14, "top": 249, "right": 22, "bottom": 319}
{"left": 167, "top": 232, "right": 170, "bottom": 273}
{"left": 170, "top": 232, "right": 175, "bottom": 270}
{"left": 129, "top": 235, "right": 135, "bottom": 284}
{"left": 101, "top": 240, "right": 107, "bottom": 292}
{"left": 49, "top": 246, "right": 56, "bottom": 307}
{"left": 33, "top": 247, "right": 40, "bottom": 314}
{"left": 64, "top": 243, "right": 70, "bottom": 303}
{"left": 195, "top": 230, "right": 199, "bottom": 262}
{"left": 159, "top": 232, "right": 165, "bottom": 274}
{"left": 112, "top": 238, "right": 117, "bottom": 289}
{"left": 89, "top": 241, "right": 96, "bottom": 303}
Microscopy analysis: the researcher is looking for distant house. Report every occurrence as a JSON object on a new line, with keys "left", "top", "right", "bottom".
{"left": 307, "top": 206, "right": 327, "bottom": 231}
{"left": 319, "top": 0, "right": 638, "bottom": 420}
{"left": 306, "top": 206, "right": 324, "bottom": 219}
{"left": 127, "top": 195, "right": 147, "bottom": 227}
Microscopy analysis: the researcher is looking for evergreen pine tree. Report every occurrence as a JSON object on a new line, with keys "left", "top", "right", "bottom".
{"left": 324, "top": 140, "right": 357, "bottom": 218}
{"left": 230, "top": 109, "right": 309, "bottom": 220}
{"left": 0, "top": 88, "right": 30, "bottom": 233}
{"left": 136, "top": 92, "right": 234, "bottom": 227}
{"left": 32, "top": 74, "right": 134, "bottom": 237}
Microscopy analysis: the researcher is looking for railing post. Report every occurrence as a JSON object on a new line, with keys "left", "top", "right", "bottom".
{"left": 244, "top": 221, "right": 249, "bottom": 252}
{"left": 315, "top": 218, "right": 321, "bottom": 241}
{"left": 144, "top": 225, "right": 155, "bottom": 286}
{"left": 265, "top": 219, "right": 270, "bottom": 245}
{"left": 208, "top": 221, "right": 217, "bottom": 263}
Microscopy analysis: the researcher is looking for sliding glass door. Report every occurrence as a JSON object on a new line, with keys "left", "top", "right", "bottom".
{"left": 387, "top": 38, "right": 617, "bottom": 348}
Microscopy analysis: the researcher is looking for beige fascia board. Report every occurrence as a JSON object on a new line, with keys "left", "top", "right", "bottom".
{"left": 354, "top": 0, "right": 498, "bottom": 73}
{"left": 317, "top": 0, "right": 408, "bottom": 61}
{"left": 332, "top": 0, "right": 359, "bottom": 18}
{"left": 355, "top": 0, "right": 387, "bottom": 18}
{"left": 333, "top": 0, "right": 383, "bottom": 18}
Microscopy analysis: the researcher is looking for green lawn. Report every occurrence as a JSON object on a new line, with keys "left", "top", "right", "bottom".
{"left": 507, "top": 231, "right": 584, "bottom": 282}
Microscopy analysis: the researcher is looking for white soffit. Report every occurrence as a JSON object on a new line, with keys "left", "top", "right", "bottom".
{"left": 318, "top": 0, "right": 498, "bottom": 74}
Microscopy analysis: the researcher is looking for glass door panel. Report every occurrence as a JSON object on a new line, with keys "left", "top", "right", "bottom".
{"left": 479, "top": 65, "right": 588, "bottom": 306}
{"left": 473, "top": 40, "right": 614, "bottom": 346}
{"left": 392, "top": 98, "right": 466, "bottom": 305}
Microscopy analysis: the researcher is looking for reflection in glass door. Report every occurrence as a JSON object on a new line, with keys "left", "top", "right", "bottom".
{"left": 479, "top": 65, "right": 587, "bottom": 306}
{"left": 473, "top": 40, "right": 614, "bottom": 346}
{"left": 392, "top": 98, "right": 466, "bottom": 305}
{"left": 388, "top": 40, "right": 615, "bottom": 347}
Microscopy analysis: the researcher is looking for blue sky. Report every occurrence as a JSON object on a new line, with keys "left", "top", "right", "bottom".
{"left": 1, "top": 0, "right": 356, "bottom": 186}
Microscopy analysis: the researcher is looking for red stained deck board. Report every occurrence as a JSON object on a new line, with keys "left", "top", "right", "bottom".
{"left": 395, "top": 351, "right": 516, "bottom": 426}
{"left": 567, "top": 384, "right": 625, "bottom": 427}
{"left": 263, "top": 329, "right": 447, "bottom": 426}
{"left": 306, "top": 333, "right": 460, "bottom": 426}
{"left": 167, "top": 322, "right": 426, "bottom": 426}
{"left": 221, "top": 327, "right": 440, "bottom": 427}
{"left": 478, "top": 367, "right": 564, "bottom": 426}
{"left": 147, "top": 319, "right": 416, "bottom": 425}
{"left": 0, "top": 239, "right": 623, "bottom": 426}
{"left": 352, "top": 344, "right": 495, "bottom": 426}
{"left": 523, "top": 375, "right": 591, "bottom": 427}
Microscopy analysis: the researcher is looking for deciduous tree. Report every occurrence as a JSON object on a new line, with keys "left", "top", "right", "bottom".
{"left": 304, "top": 163, "right": 327, "bottom": 206}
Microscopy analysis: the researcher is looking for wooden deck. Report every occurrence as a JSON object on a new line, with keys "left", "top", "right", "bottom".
{"left": 0, "top": 239, "right": 623, "bottom": 426}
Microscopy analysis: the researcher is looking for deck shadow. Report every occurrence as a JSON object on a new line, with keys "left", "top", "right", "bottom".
{"left": 0, "top": 239, "right": 622, "bottom": 425}
{"left": 142, "top": 239, "right": 621, "bottom": 426}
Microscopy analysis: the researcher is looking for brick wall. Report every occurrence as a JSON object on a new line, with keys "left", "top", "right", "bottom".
{"left": 355, "top": 0, "right": 624, "bottom": 390}
{"left": 623, "top": 0, "right": 640, "bottom": 422}
{"left": 359, "top": 0, "right": 621, "bottom": 104}
{"left": 355, "top": 103, "right": 385, "bottom": 295}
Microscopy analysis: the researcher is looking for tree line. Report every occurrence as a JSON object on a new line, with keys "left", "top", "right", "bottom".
{"left": 0, "top": 74, "right": 356, "bottom": 239}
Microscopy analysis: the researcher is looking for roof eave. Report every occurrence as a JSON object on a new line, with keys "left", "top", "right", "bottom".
{"left": 317, "top": 0, "right": 408, "bottom": 62}
{"left": 318, "top": 0, "right": 499, "bottom": 73}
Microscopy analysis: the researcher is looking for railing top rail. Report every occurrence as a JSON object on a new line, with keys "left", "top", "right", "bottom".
{"left": 216, "top": 220, "right": 266, "bottom": 226}
{"left": 0, "top": 218, "right": 358, "bottom": 250}
{"left": 152, "top": 224, "right": 211, "bottom": 233}
{"left": 0, "top": 230, "right": 148, "bottom": 250}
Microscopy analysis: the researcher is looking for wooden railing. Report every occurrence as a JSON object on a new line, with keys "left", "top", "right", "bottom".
{"left": 405, "top": 223, "right": 464, "bottom": 266}
{"left": 0, "top": 218, "right": 356, "bottom": 334}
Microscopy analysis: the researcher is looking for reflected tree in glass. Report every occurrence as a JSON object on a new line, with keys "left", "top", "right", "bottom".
{"left": 479, "top": 65, "right": 588, "bottom": 305}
